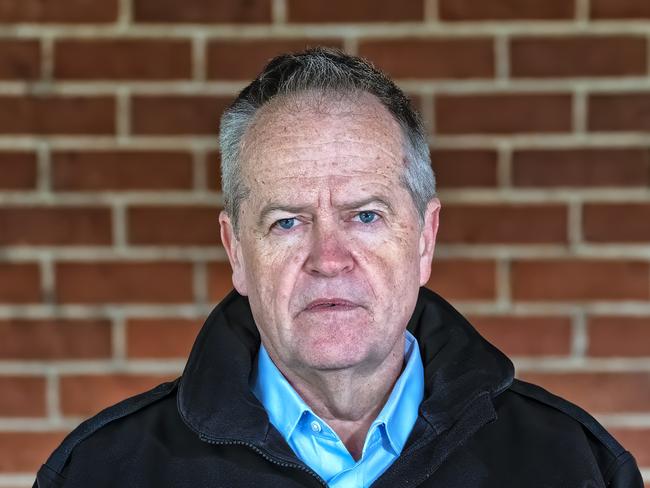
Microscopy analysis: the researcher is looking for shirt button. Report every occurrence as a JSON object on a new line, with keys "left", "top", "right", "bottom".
{"left": 310, "top": 420, "right": 322, "bottom": 433}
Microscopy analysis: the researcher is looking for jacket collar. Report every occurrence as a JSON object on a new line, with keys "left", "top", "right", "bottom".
{"left": 177, "top": 287, "right": 514, "bottom": 445}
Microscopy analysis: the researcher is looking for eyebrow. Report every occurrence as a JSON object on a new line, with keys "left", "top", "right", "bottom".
{"left": 257, "top": 196, "right": 395, "bottom": 227}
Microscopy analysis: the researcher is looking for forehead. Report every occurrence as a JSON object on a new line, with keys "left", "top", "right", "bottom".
{"left": 239, "top": 91, "right": 405, "bottom": 184}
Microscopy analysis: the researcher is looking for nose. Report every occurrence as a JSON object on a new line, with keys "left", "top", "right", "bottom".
{"left": 304, "top": 224, "right": 354, "bottom": 278}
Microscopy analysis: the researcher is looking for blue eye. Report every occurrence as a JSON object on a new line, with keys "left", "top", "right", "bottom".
{"left": 275, "top": 218, "right": 296, "bottom": 230}
{"left": 357, "top": 211, "right": 378, "bottom": 224}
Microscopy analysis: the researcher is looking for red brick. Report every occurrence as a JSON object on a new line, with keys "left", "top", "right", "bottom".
{"left": 52, "top": 150, "right": 193, "bottom": 191}
{"left": 426, "top": 259, "right": 496, "bottom": 300}
{"left": 134, "top": 0, "right": 271, "bottom": 23}
{"left": 588, "top": 316, "right": 650, "bottom": 357}
{"left": 0, "top": 206, "right": 112, "bottom": 245}
{"left": 589, "top": 93, "right": 650, "bottom": 132}
{"left": 54, "top": 39, "right": 192, "bottom": 80}
{"left": 0, "top": 96, "right": 114, "bottom": 135}
{"left": 0, "top": 0, "right": 117, "bottom": 22}
{"left": 609, "top": 429, "right": 650, "bottom": 466}
{"left": 208, "top": 39, "right": 344, "bottom": 80}
{"left": 0, "top": 376, "right": 45, "bottom": 417}
{"left": 207, "top": 151, "right": 222, "bottom": 191}
{"left": 0, "top": 432, "right": 66, "bottom": 473}
{"left": 0, "top": 40, "right": 40, "bottom": 79}
{"left": 208, "top": 262, "right": 234, "bottom": 302}
{"left": 288, "top": 0, "right": 423, "bottom": 22}
{"left": 511, "top": 36, "right": 646, "bottom": 78}
{"left": 0, "top": 319, "right": 111, "bottom": 359}
{"left": 439, "top": 0, "right": 575, "bottom": 20}
{"left": 431, "top": 149, "right": 498, "bottom": 188}
{"left": 60, "top": 374, "right": 176, "bottom": 416}
{"left": 519, "top": 372, "right": 650, "bottom": 412}
{"left": 513, "top": 148, "right": 650, "bottom": 187}
{"left": 0, "top": 263, "right": 40, "bottom": 303}
{"left": 591, "top": 0, "right": 650, "bottom": 19}
{"left": 512, "top": 260, "right": 650, "bottom": 301}
{"left": 359, "top": 38, "right": 494, "bottom": 79}
{"left": 56, "top": 262, "right": 194, "bottom": 304}
{"left": 131, "top": 96, "right": 232, "bottom": 135}
{"left": 438, "top": 204, "right": 567, "bottom": 244}
{"left": 128, "top": 205, "right": 221, "bottom": 246}
{"left": 436, "top": 93, "right": 572, "bottom": 134}
{"left": 470, "top": 315, "right": 572, "bottom": 356}
{"left": 0, "top": 151, "right": 37, "bottom": 189}
{"left": 127, "top": 318, "right": 202, "bottom": 358}
{"left": 584, "top": 204, "right": 650, "bottom": 243}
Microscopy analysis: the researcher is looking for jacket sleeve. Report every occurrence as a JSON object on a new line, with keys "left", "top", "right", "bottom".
{"left": 607, "top": 452, "right": 644, "bottom": 488}
{"left": 33, "top": 463, "right": 66, "bottom": 488}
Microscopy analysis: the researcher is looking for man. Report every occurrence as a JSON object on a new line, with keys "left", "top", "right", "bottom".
{"left": 35, "top": 48, "right": 642, "bottom": 487}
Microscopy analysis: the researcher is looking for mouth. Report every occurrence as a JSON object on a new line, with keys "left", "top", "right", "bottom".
{"left": 304, "top": 298, "right": 360, "bottom": 312}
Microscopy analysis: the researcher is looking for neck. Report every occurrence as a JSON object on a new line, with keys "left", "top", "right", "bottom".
{"left": 267, "top": 336, "right": 405, "bottom": 461}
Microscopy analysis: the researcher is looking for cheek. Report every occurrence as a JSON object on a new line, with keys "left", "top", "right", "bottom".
{"left": 245, "top": 242, "right": 302, "bottom": 304}
{"left": 353, "top": 233, "right": 421, "bottom": 292}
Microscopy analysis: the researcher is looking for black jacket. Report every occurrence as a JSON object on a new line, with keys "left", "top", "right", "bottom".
{"left": 35, "top": 288, "right": 643, "bottom": 487}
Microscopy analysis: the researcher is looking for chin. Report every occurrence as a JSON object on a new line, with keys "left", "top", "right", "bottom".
{"left": 299, "top": 352, "right": 370, "bottom": 372}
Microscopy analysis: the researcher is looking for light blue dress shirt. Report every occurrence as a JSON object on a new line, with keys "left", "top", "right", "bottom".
{"left": 251, "top": 331, "right": 424, "bottom": 487}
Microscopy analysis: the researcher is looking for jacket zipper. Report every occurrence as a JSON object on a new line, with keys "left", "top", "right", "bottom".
{"left": 200, "top": 436, "right": 328, "bottom": 487}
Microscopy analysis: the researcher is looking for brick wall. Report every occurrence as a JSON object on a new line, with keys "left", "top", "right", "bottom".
{"left": 0, "top": 0, "right": 649, "bottom": 485}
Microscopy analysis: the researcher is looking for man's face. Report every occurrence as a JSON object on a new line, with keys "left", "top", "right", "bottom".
{"left": 220, "top": 92, "right": 440, "bottom": 376}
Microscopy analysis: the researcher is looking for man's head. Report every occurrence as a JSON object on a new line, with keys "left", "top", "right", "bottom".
{"left": 218, "top": 48, "right": 440, "bottom": 377}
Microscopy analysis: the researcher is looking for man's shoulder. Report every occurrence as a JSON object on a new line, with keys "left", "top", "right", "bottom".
{"left": 506, "top": 379, "right": 623, "bottom": 454}
{"left": 495, "top": 378, "right": 640, "bottom": 485}
{"left": 35, "top": 378, "right": 181, "bottom": 487}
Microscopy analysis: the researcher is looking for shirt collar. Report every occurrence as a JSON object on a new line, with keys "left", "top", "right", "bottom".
{"left": 251, "top": 330, "right": 424, "bottom": 455}
{"left": 250, "top": 344, "right": 312, "bottom": 439}
{"left": 369, "top": 330, "right": 424, "bottom": 455}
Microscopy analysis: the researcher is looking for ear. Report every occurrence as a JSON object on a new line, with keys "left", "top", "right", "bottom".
{"left": 219, "top": 210, "right": 248, "bottom": 296}
{"left": 418, "top": 198, "right": 441, "bottom": 286}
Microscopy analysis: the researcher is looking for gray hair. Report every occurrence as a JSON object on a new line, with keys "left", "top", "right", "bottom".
{"left": 219, "top": 47, "right": 436, "bottom": 234}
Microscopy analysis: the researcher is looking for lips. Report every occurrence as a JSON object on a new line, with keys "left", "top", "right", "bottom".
{"left": 305, "top": 298, "right": 359, "bottom": 311}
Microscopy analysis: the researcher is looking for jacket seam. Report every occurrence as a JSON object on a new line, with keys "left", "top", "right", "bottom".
{"left": 45, "top": 378, "right": 179, "bottom": 475}
{"left": 602, "top": 450, "right": 634, "bottom": 484}
{"left": 509, "top": 379, "right": 625, "bottom": 459}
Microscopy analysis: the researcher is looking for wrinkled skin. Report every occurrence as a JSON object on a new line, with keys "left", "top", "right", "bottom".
{"left": 219, "top": 92, "right": 440, "bottom": 433}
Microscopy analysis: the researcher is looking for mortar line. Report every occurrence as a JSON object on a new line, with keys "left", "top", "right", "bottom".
{"left": 572, "top": 86, "right": 588, "bottom": 134}
{"left": 495, "top": 34, "right": 510, "bottom": 81}
{"left": 5, "top": 22, "right": 650, "bottom": 38}
{"left": 45, "top": 371, "right": 61, "bottom": 421}
{"left": 116, "top": 87, "right": 130, "bottom": 140}
{"left": 112, "top": 203, "right": 128, "bottom": 249}
{"left": 39, "top": 256, "right": 55, "bottom": 305}
{"left": 36, "top": 141, "right": 51, "bottom": 193}
{"left": 193, "top": 261, "right": 209, "bottom": 306}
{"left": 111, "top": 313, "right": 127, "bottom": 362}
{"left": 568, "top": 199, "right": 583, "bottom": 251}
{"left": 342, "top": 37, "right": 359, "bottom": 55}
{"left": 495, "top": 258, "right": 511, "bottom": 311}
{"left": 423, "top": 0, "right": 439, "bottom": 22}
{"left": 497, "top": 141, "right": 512, "bottom": 188}
{"left": 117, "top": 0, "right": 133, "bottom": 29}
{"left": 41, "top": 34, "right": 55, "bottom": 82}
{"left": 575, "top": 0, "right": 590, "bottom": 23}
{"left": 192, "top": 34, "right": 207, "bottom": 81}
{"left": 193, "top": 147, "right": 208, "bottom": 190}
{"left": 0, "top": 474, "right": 39, "bottom": 486}
{"left": 422, "top": 92, "right": 435, "bottom": 142}
{"left": 272, "top": 0, "right": 288, "bottom": 24}
{"left": 647, "top": 35, "right": 650, "bottom": 77}
{"left": 571, "top": 310, "right": 588, "bottom": 358}
{"left": 597, "top": 413, "right": 650, "bottom": 428}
